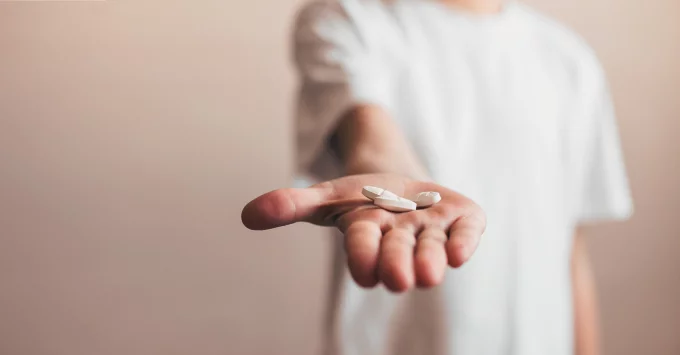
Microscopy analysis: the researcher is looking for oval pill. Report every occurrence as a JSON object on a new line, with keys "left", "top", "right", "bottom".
{"left": 362, "top": 186, "right": 399, "bottom": 201}
{"left": 413, "top": 191, "right": 442, "bottom": 208}
{"left": 362, "top": 186, "right": 385, "bottom": 200}
{"left": 374, "top": 196, "right": 417, "bottom": 212}
{"left": 379, "top": 190, "right": 399, "bottom": 200}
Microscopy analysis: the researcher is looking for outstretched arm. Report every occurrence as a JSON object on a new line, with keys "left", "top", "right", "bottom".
{"left": 242, "top": 105, "right": 485, "bottom": 292}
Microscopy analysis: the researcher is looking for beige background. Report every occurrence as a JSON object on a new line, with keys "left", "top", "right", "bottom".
{"left": 0, "top": 0, "right": 678, "bottom": 354}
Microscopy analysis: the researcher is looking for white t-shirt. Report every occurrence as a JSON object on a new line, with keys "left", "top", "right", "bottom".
{"left": 292, "top": 1, "right": 634, "bottom": 355}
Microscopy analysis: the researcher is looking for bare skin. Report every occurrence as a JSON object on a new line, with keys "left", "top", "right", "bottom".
{"left": 242, "top": 173, "right": 486, "bottom": 291}
{"left": 573, "top": 228, "right": 602, "bottom": 355}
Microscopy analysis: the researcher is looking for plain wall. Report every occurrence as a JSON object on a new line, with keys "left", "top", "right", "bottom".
{"left": 0, "top": 1, "right": 678, "bottom": 355}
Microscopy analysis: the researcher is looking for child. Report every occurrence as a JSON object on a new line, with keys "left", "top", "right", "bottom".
{"left": 242, "top": 0, "right": 633, "bottom": 354}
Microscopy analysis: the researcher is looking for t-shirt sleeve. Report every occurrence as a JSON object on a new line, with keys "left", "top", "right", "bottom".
{"left": 291, "top": 1, "right": 395, "bottom": 181}
{"left": 576, "top": 74, "right": 634, "bottom": 224}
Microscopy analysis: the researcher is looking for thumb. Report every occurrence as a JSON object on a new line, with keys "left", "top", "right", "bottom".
{"left": 241, "top": 186, "right": 332, "bottom": 230}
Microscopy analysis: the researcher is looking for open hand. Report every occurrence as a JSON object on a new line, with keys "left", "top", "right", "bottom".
{"left": 241, "top": 174, "right": 486, "bottom": 292}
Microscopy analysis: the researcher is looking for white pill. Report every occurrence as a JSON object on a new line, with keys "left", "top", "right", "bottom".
{"left": 362, "top": 186, "right": 384, "bottom": 200}
{"left": 374, "top": 196, "right": 417, "bottom": 212}
{"left": 413, "top": 191, "right": 442, "bottom": 208}
{"left": 379, "top": 190, "right": 399, "bottom": 200}
{"left": 362, "top": 186, "right": 399, "bottom": 201}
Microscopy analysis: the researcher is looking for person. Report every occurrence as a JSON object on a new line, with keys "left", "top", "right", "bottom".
{"left": 241, "top": 0, "right": 634, "bottom": 354}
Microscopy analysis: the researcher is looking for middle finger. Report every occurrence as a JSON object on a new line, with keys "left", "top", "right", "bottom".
{"left": 378, "top": 228, "right": 416, "bottom": 292}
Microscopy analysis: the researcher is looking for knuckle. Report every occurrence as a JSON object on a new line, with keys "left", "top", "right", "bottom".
{"left": 393, "top": 213, "right": 421, "bottom": 233}
{"left": 366, "top": 208, "right": 390, "bottom": 221}
{"left": 419, "top": 229, "right": 447, "bottom": 243}
{"left": 345, "top": 220, "right": 370, "bottom": 234}
{"left": 384, "top": 229, "right": 416, "bottom": 247}
{"left": 439, "top": 203, "right": 466, "bottom": 219}
{"left": 462, "top": 205, "right": 487, "bottom": 229}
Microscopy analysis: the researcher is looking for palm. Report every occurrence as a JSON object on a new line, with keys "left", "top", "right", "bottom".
{"left": 241, "top": 174, "right": 486, "bottom": 292}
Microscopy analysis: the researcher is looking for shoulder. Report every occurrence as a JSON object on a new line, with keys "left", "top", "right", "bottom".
{"left": 292, "top": 0, "right": 395, "bottom": 38}
{"left": 293, "top": 0, "right": 349, "bottom": 32}
{"left": 514, "top": 3, "right": 607, "bottom": 97}
{"left": 291, "top": 0, "right": 406, "bottom": 69}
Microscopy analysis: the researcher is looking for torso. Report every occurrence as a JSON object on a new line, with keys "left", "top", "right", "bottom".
{"left": 323, "top": 1, "right": 601, "bottom": 354}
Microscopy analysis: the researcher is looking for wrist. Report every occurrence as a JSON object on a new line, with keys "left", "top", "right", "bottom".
{"left": 344, "top": 155, "right": 430, "bottom": 181}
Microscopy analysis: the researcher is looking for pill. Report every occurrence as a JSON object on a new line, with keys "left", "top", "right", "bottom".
{"left": 374, "top": 196, "right": 417, "bottom": 212}
{"left": 412, "top": 191, "right": 442, "bottom": 208}
{"left": 379, "top": 190, "right": 399, "bottom": 200}
{"left": 362, "top": 186, "right": 384, "bottom": 200}
{"left": 362, "top": 186, "right": 398, "bottom": 201}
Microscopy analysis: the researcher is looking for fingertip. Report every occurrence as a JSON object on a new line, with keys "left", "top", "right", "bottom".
{"left": 415, "top": 253, "right": 445, "bottom": 287}
{"left": 240, "top": 197, "right": 260, "bottom": 230}
{"left": 240, "top": 190, "right": 296, "bottom": 230}
{"left": 379, "top": 265, "right": 414, "bottom": 293}
{"left": 240, "top": 204, "right": 256, "bottom": 230}
{"left": 350, "top": 270, "right": 380, "bottom": 289}
{"left": 383, "top": 278, "right": 412, "bottom": 293}
{"left": 347, "top": 247, "right": 380, "bottom": 289}
{"left": 446, "top": 243, "right": 469, "bottom": 268}
{"left": 446, "top": 214, "right": 484, "bottom": 268}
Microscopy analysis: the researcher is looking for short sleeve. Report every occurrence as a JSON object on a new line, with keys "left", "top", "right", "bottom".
{"left": 292, "top": 1, "right": 396, "bottom": 181}
{"left": 576, "top": 76, "right": 634, "bottom": 224}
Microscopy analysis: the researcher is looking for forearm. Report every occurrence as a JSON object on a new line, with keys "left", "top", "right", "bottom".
{"left": 344, "top": 147, "right": 429, "bottom": 180}
{"left": 332, "top": 105, "right": 430, "bottom": 181}
{"left": 572, "top": 229, "right": 602, "bottom": 355}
